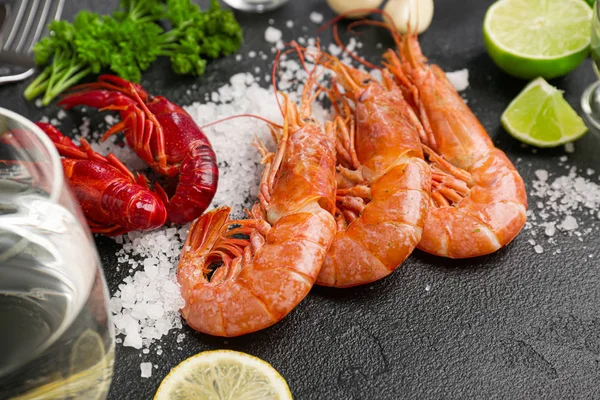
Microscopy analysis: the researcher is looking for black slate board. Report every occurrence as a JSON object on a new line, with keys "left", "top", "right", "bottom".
{"left": 3, "top": 0, "right": 600, "bottom": 398}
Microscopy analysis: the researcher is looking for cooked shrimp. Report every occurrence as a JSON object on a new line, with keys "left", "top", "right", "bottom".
{"left": 176, "top": 63, "right": 337, "bottom": 337}
{"left": 315, "top": 54, "right": 431, "bottom": 288}
{"left": 383, "top": 32, "right": 528, "bottom": 259}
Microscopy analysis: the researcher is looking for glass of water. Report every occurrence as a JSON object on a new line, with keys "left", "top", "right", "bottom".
{"left": 222, "top": 0, "right": 290, "bottom": 12}
{"left": 0, "top": 109, "right": 114, "bottom": 399}
{"left": 582, "top": 0, "right": 600, "bottom": 130}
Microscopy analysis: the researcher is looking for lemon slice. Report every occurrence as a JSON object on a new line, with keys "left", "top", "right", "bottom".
{"left": 154, "top": 350, "right": 292, "bottom": 400}
{"left": 501, "top": 77, "right": 588, "bottom": 147}
{"left": 69, "top": 329, "right": 106, "bottom": 375}
{"left": 483, "top": 0, "right": 593, "bottom": 79}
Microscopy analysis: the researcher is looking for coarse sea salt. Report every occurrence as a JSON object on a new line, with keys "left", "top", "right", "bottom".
{"left": 110, "top": 227, "right": 187, "bottom": 350}
{"left": 524, "top": 166, "right": 600, "bottom": 251}
{"left": 309, "top": 12, "right": 324, "bottom": 24}
{"left": 264, "top": 26, "right": 282, "bottom": 43}
{"left": 140, "top": 362, "right": 152, "bottom": 378}
{"left": 445, "top": 69, "right": 469, "bottom": 92}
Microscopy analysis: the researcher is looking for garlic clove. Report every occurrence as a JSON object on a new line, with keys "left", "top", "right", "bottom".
{"left": 326, "top": 0, "right": 385, "bottom": 19}
{"left": 383, "top": 0, "right": 434, "bottom": 34}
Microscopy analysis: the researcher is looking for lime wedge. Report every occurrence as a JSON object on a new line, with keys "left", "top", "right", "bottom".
{"left": 501, "top": 77, "right": 588, "bottom": 147}
{"left": 483, "top": 0, "right": 593, "bottom": 79}
{"left": 154, "top": 350, "right": 292, "bottom": 400}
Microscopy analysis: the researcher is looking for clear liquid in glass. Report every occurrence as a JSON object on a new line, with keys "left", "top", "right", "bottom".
{"left": 0, "top": 191, "right": 114, "bottom": 400}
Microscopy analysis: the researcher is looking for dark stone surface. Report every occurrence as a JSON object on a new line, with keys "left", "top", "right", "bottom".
{"left": 2, "top": 0, "right": 600, "bottom": 398}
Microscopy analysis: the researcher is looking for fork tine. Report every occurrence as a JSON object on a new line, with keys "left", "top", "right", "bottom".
{"left": 24, "top": 0, "right": 54, "bottom": 54}
{"left": 14, "top": 0, "right": 41, "bottom": 53}
{"left": 3, "top": 0, "right": 30, "bottom": 51}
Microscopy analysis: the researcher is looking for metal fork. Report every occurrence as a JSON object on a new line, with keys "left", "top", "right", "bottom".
{"left": 0, "top": 0, "right": 64, "bottom": 84}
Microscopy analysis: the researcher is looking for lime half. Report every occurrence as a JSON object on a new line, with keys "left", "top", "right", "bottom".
{"left": 501, "top": 77, "right": 588, "bottom": 147}
{"left": 154, "top": 350, "right": 293, "bottom": 400}
{"left": 483, "top": 0, "right": 593, "bottom": 79}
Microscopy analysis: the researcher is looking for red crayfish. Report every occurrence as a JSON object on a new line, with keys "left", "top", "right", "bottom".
{"left": 55, "top": 74, "right": 219, "bottom": 227}
{"left": 36, "top": 122, "right": 168, "bottom": 235}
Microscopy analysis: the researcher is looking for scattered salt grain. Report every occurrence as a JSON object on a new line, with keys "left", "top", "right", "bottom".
{"left": 560, "top": 215, "right": 579, "bottom": 231}
{"left": 265, "top": 26, "right": 282, "bottom": 43}
{"left": 544, "top": 224, "right": 556, "bottom": 237}
{"left": 445, "top": 69, "right": 469, "bottom": 92}
{"left": 140, "top": 362, "right": 152, "bottom": 378}
{"left": 528, "top": 166, "right": 600, "bottom": 247}
{"left": 534, "top": 169, "right": 548, "bottom": 182}
{"left": 564, "top": 143, "right": 575, "bottom": 153}
{"left": 235, "top": 54, "right": 242, "bottom": 61}
{"left": 534, "top": 245, "right": 544, "bottom": 254}
{"left": 248, "top": 51, "right": 257, "bottom": 58}
{"left": 286, "top": 20, "right": 294, "bottom": 28}
{"left": 425, "top": 284, "right": 431, "bottom": 292}
{"left": 57, "top": 109, "right": 67, "bottom": 120}
{"left": 309, "top": 11, "right": 323, "bottom": 24}
{"left": 35, "top": 98, "right": 43, "bottom": 108}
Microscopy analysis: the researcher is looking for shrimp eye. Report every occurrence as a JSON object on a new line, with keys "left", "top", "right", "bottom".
{"left": 362, "top": 79, "right": 373, "bottom": 85}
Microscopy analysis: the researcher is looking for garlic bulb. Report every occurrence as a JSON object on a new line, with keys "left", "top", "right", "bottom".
{"left": 383, "top": 0, "right": 434, "bottom": 34}
{"left": 326, "top": 0, "right": 385, "bottom": 19}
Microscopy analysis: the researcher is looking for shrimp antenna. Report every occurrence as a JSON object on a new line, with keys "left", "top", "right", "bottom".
{"left": 272, "top": 48, "right": 285, "bottom": 118}
{"left": 198, "top": 114, "right": 283, "bottom": 131}
{"left": 287, "top": 39, "right": 334, "bottom": 103}
{"left": 346, "top": 9, "right": 404, "bottom": 52}
{"left": 317, "top": 8, "right": 404, "bottom": 71}
{"left": 270, "top": 41, "right": 322, "bottom": 117}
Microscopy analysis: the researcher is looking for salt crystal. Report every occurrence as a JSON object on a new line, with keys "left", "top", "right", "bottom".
{"left": 235, "top": 54, "right": 242, "bottom": 62}
{"left": 309, "top": 11, "right": 323, "bottom": 24}
{"left": 534, "top": 169, "right": 548, "bottom": 182}
{"left": 560, "top": 216, "right": 578, "bottom": 231}
{"left": 248, "top": 51, "right": 257, "bottom": 58}
{"left": 268, "top": 18, "right": 274, "bottom": 25}
{"left": 265, "top": 26, "right": 282, "bottom": 43}
{"left": 425, "top": 284, "right": 431, "bottom": 292}
{"left": 124, "top": 331, "right": 143, "bottom": 349}
{"left": 544, "top": 224, "right": 556, "bottom": 237}
{"left": 564, "top": 143, "right": 575, "bottom": 153}
{"left": 286, "top": 20, "right": 294, "bottom": 28}
{"left": 587, "top": 168, "right": 595, "bottom": 176}
{"left": 57, "top": 110, "right": 67, "bottom": 120}
{"left": 35, "top": 99, "right": 43, "bottom": 108}
{"left": 534, "top": 245, "right": 544, "bottom": 254}
{"left": 140, "top": 362, "right": 152, "bottom": 378}
{"left": 445, "top": 69, "right": 469, "bottom": 92}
